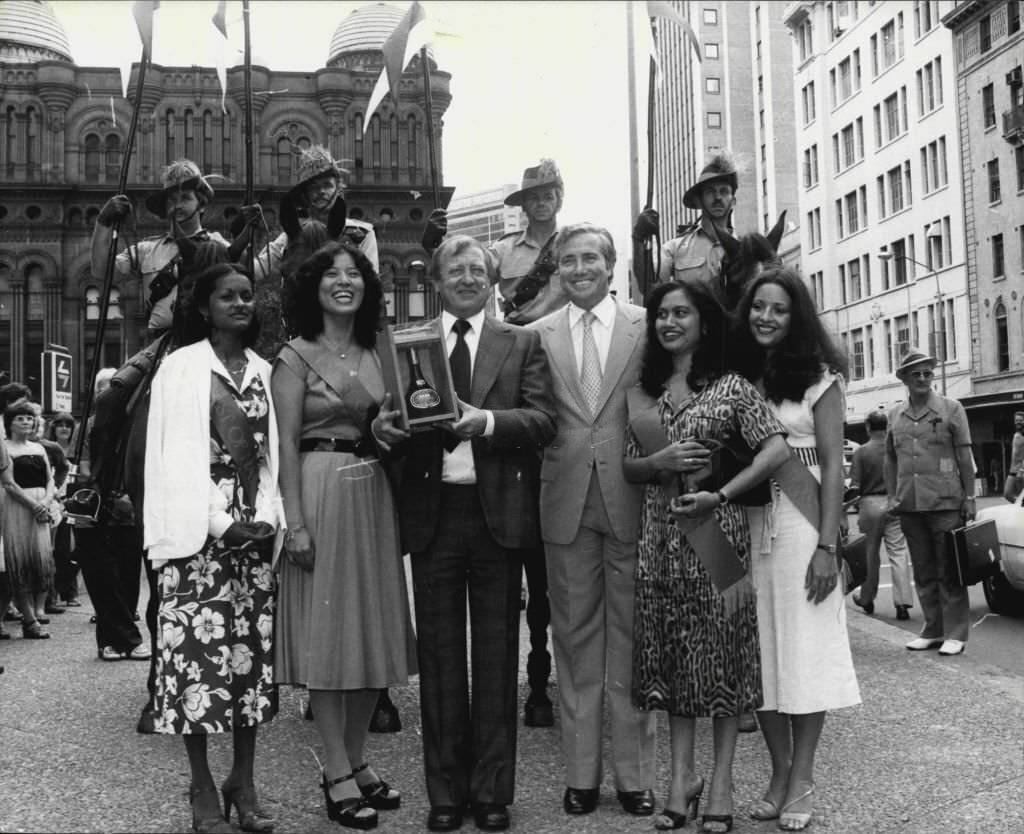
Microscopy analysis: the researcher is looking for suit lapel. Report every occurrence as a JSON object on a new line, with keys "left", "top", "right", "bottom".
{"left": 543, "top": 307, "right": 590, "bottom": 416}
{"left": 471, "top": 317, "right": 514, "bottom": 405}
{"left": 593, "top": 300, "right": 640, "bottom": 416}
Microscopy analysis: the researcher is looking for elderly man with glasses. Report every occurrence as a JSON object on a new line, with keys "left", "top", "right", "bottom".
{"left": 884, "top": 348, "right": 975, "bottom": 656}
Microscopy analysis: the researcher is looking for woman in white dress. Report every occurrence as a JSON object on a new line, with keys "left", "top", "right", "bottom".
{"left": 731, "top": 267, "right": 861, "bottom": 831}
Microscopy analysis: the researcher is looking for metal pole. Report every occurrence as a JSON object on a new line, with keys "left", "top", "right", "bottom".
{"left": 242, "top": 0, "right": 255, "bottom": 278}
{"left": 935, "top": 271, "right": 947, "bottom": 395}
{"left": 419, "top": 46, "right": 439, "bottom": 208}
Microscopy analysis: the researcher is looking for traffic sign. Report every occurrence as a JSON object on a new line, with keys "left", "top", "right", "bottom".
{"left": 41, "top": 345, "right": 73, "bottom": 413}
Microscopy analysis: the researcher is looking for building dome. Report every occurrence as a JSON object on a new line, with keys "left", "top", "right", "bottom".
{"left": 0, "top": 0, "right": 74, "bottom": 63}
{"left": 326, "top": 2, "right": 434, "bottom": 69}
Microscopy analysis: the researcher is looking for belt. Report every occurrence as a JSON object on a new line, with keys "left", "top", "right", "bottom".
{"left": 792, "top": 446, "right": 819, "bottom": 467}
{"left": 299, "top": 437, "right": 374, "bottom": 456}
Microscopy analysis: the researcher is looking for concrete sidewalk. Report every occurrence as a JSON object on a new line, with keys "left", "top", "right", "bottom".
{"left": 1, "top": 588, "right": 1021, "bottom": 833}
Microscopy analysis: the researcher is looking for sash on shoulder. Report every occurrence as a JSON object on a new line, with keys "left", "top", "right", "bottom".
{"left": 210, "top": 372, "right": 260, "bottom": 509}
{"left": 626, "top": 386, "right": 752, "bottom": 615}
{"left": 284, "top": 338, "right": 358, "bottom": 401}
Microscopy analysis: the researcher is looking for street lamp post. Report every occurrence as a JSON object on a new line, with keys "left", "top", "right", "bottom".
{"left": 877, "top": 249, "right": 947, "bottom": 395}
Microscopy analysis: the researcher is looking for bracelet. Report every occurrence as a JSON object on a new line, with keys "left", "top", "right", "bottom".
{"left": 817, "top": 542, "right": 837, "bottom": 555}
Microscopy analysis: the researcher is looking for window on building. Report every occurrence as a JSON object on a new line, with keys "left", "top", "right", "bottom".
{"left": 703, "top": 8, "right": 718, "bottom": 24}
{"left": 914, "top": 0, "right": 937, "bottom": 38}
{"left": 370, "top": 114, "right": 382, "bottom": 169}
{"left": 988, "top": 159, "right": 1001, "bottom": 202}
{"left": 892, "top": 238, "right": 909, "bottom": 285}
{"left": 877, "top": 174, "right": 887, "bottom": 218}
{"left": 1016, "top": 144, "right": 1024, "bottom": 191}
{"left": 848, "top": 258, "right": 862, "bottom": 301}
{"left": 184, "top": 109, "right": 195, "bottom": 161}
{"left": 982, "top": 83, "right": 996, "bottom": 127}
{"left": 802, "top": 82, "right": 816, "bottom": 123}
{"left": 994, "top": 233, "right": 1005, "bottom": 277}
{"left": 851, "top": 328, "right": 865, "bottom": 379}
{"left": 838, "top": 56, "right": 854, "bottom": 101}
{"left": 841, "top": 123, "right": 856, "bottom": 167}
{"left": 407, "top": 114, "right": 418, "bottom": 170}
{"left": 880, "top": 19, "right": 897, "bottom": 69}
{"left": 705, "top": 43, "right": 720, "bottom": 60}
{"left": 838, "top": 264, "right": 847, "bottom": 305}
{"left": 895, "top": 314, "right": 911, "bottom": 360}
{"left": 706, "top": 77, "right": 721, "bottom": 94}
{"left": 904, "top": 159, "right": 913, "bottom": 205}
{"left": 811, "top": 270, "right": 825, "bottom": 310}
{"left": 104, "top": 134, "right": 120, "bottom": 182}
{"left": 835, "top": 199, "right": 844, "bottom": 239}
{"left": 995, "top": 301, "right": 1009, "bottom": 370}
{"left": 84, "top": 134, "right": 101, "bottom": 183}
{"left": 888, "top": 165, "right": 904, "bottom": 212}
{"left": 807, "top": 208, "right": 822, "bottom": 249}
{"left": 873, "top": 104, "right": 882, "bottom": 147}
{"left": 1010, "top": 0, "right": 1022, "bottom": 34}
{"left": 707, "top": 111, "right": 722, "bottom": 128}
{"left": 202, "top": 111, "right": 213, "bottom": 174}
{"left": 883, "top": 92, "right": 899, "bottom": 141}
{"left": 979, "top": 14, "right": 992, "bottom": 52}
{"left": 921, "top": 137, "right": 948, "bottom": 193}
{"left": 797, "top": 18, "right": 814, "bottom": 62}
{"left": 845, "top": 190, "right": 860, "bottom": 235}
{"left": 221, "top": 114, "right": 231, "bottom": 176}
{"left": 917, "top": 57, "right": 943, "bottom": 114}
{"left": 165, "top": 109, "right": 176, "bottom": 165}
{"left": 804, "top": 145, "right": 819, "bottom": 187}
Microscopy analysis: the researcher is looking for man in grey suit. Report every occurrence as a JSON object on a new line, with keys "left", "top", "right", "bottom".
{"left": 529, "top": 222, "right": 656, "bottom": 817}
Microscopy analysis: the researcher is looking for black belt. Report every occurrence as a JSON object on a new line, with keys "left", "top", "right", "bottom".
{"left": 299, "top": 437, "right": 374, "bottom": 456}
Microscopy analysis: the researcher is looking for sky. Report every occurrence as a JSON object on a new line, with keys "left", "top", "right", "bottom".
{"left": 49, "top": 0, "right": 644, "bottom": 290}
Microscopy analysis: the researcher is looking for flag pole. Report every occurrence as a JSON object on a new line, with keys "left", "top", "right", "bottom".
{"left": 75, "top": 42, "right": 149, "bottom": 463}
{"left": 419, "top": 46, "right": 440, "bottom": 208}
{"left": 242, "top": 0, "right": 255, "bottom": 277}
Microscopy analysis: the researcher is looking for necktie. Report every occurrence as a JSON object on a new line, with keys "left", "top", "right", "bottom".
{"left": 444, "top": 319, "right": 471, "bottom": 452}
{"left": 580, "top": 311, "right": 602, "bottom": 415}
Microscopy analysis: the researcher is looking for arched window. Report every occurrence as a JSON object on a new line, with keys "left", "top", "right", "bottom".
{"left": 184, "top": 109, "right": 195, "bottom": 160}
{"left": 25, "top": 107, "right": 37, "bottom": 176}
{"left": 354, "top": 113, "right": 364, "bottom": 169}
{"left": 6, "top": 106, "right": 18, "bottom": 172}
{"left": 276, "top": 137, "right": 292, "bottom": 185}
{"left": 104, "top": 134, "right": 120, "bottom": 182}
{"left": 202, "top": 110, "right": 213, "bottom": 173}
{"left": 389, "top": 115, "right": 399, "bottom": 174}
{"left": 995, "top": 301, "right": 1010, "bottom": 372}
{"left": 84, "top": 134, "right": 101, "bottom": 183}
{"left": 108, "top": 287, "right": 123, "bottom": 320}
{"left": 407, "top": 114, "right": 418, "bottom": 173}
{"left": 221, "top": 113, "right": 231, "bottom": 176}
{"left": 84, "top": 285, "right": 100, "bottom": 320}
{"left": 370, "top": 115, "right": 382, "bottom": 171}
{"left": 165, "top": 109, "right": 176, "bottom": 164}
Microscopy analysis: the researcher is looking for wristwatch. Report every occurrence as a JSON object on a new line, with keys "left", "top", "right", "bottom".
{"left": 817, "top": 542, "right": 838, "bottom": 555}
{"left": 716, "top": 490, "right": 730, "bottom": 507}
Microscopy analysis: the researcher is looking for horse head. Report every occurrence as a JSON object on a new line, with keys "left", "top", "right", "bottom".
{"left": 718, "top": 210, "right": 786, "bottom": 310}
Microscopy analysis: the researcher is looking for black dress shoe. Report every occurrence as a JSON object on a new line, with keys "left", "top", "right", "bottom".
{"left": 896, "top": 605, "right": 910, "bottom": 621}
{"left": 472, "top": 803, "right": 509, "bottom": 831}
{"left": 617, "top": 789, "right": 655, "bottom": 816}
{"left": 563, "top": 787, "right": 599, "bottom": 815}
{"left": 427, "top": 805, "right": 464, "bottom": 832}
{"left": 524, "top": 695, "right": 554, "bottom": 727}
{"left": 852, "top": 595, "right": 874, "bottom": 615}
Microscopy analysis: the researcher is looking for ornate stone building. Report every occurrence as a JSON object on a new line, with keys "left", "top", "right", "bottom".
{"left": 0, "top": 1, "right": 453, "bottom": 407}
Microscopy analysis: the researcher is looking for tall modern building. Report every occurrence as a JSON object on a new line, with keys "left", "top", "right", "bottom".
{"left": 650, "top": 1, "right": 799, "bottom": 242}
{"left": 942, "top": 0, "right": 1024, "bottom": 488}
{"left": 784, "top": 1, "right": 970, "bottom": 438}
{"left": 445, "top": 184, "right": 522, "bottom": 246}
{"left": 0, "top": 1, "right": 453, "bottom": 406}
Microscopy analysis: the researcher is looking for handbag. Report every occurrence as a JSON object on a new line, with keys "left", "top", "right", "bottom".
{"left": 687, "top": 434, "right": 772, "bottom": 507}
{"left": 840, "top": 532, "right": 869, "bottom": 594}
{"left": 946, "top": 519, "right": 1001, "bottom": 587}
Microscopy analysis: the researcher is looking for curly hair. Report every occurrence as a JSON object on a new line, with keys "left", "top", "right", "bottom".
{"left": 290, "top": 240, "right": 382, "bottom": 348}
{"left": 730, "top": 266, "right": 848, "bottom": 404}
{"left": 639, "top": 278, "right": 729, "bottom": 398}
{"left": 181, "top": 262, "right": 261, "bottom": 348}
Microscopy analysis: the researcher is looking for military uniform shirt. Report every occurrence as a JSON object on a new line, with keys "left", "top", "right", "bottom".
{"left": 489, "top": 228, "right": 568, "bottom": 324}
{"left": 886, "top": 392, "right": 972, "bottom": 512}
{"left": 115, "top": 230, "right": 229, "bottom": 333}
{"left": 258, "top": 217, "right": 379, "bottom": 283}
{"left": 657, "top": 215, "right": 731, "bottom": 286}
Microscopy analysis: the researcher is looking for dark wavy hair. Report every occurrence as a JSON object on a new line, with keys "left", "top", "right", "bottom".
{"left": 4, "top": 400, "right": 38, "bottom": 434}
{"left": 45, "top": 411, "right": 76, "bottom": 440}
{"left": 182, "top": 262, "right": 261, "bottom": 347}
{"left": 291, "top": 240, "right": 382, "bottom": 347}
{"left": 639, "top": 278, "right": 729, "bottom": 397}
{"left": 730, "top": 266, "right": 848, "bottom": 403}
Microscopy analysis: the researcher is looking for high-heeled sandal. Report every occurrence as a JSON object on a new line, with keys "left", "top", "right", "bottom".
{"left": 21, "top": 621, "right": 50, "bottom": 640}
{"left": 777, "top": 782, "right": 814, "bottom": 831}
{"left": 189, "top": 785, "right": 235, "bottom": 834}
{"left": 749, "top": 796, "right": 781, "bottom": 821}
{"left": 654, "top": 779, "right": 704, "bottom": 830}
{"left": 701, "top": 812, "right": 734, "bottom": 833}
{"left": 352, "top": 763, "right": 400, "bottom": 810}
{"left": 222, "top": 781, "right": 275, "bottom": 832}
{"left": 321, "top": 769, "right": 378, "bottom": 830}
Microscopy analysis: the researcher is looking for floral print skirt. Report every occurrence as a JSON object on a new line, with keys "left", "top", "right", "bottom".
{"left": 153, "top": 544, "right": 278, "bottom": 734}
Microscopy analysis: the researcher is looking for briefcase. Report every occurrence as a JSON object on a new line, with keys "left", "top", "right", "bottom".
{"left": 840, "top": 533, "right": 869, "bottom": 594}
{"left": 946, "top": 519, "right": 1001, "bottom": 587}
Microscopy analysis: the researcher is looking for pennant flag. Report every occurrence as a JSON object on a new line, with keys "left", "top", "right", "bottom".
{"left": 110, "top": 96, "right": 117, "bottom": 127}
{"left": 211, "top": 0, "right": 230, "bottom": 114}
{"left": 119, "top": 1, "right": 160, "bottom": 98}
{"left": 365, "top": 1, "right": 432, "bottom": 130}
{"left": 647, "top": 0, "right": 702, "bottom": 62}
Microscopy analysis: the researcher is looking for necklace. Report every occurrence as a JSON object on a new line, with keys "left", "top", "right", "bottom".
{"left": 216, "top": 353, "right": 248, "bottom": 376}
{"left": 321, "top": 335, "right": 360, "bottom": 360}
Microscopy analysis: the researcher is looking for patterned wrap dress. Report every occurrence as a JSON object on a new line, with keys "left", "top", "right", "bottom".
{"left": 747, "top": 370, "right": 861, "bottom": 714}
{"left": 628, "top": 373, "right": 783, "bottom": 717}
{"left": 153, "top": 373, "right": 279, "bottom": 734}
{"left": 2, "top": 448, "right": 56, "bottom": 596}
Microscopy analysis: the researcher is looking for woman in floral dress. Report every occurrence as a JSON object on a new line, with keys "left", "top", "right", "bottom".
{"left": 145, "top": 263, "right": 284, "bottom": 833}
{"left": 624, "top": 279, "right": 789, "bottom": 832}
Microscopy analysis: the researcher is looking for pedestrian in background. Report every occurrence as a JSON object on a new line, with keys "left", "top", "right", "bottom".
{"left": 145, "top": 262, "right": 282, "bottom": 833}
{"left": 849, "top": 410, "right": 914, "bottom": 620}
{"left": 1003, "top": 410, "right": 1024, "bottom": 502}
{"left": 624, "top": 279, "right": 790, "bottom": 832}
{"left": 732, "top": 267, "right": 861, "bottom": 831}
{"left": 44, "top": 412, "right": 80, "bottom": 607}
{"left": 273, "top": 241, "right": 414, "bottom": 831}
{"left": 885, "top": 348, "right": 975, "bottom": 657}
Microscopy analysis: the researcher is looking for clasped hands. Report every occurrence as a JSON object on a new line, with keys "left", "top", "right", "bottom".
{"left": 371, "top": 392, "right": 486, "bottom": 451}
{"left": 654, "top": 439, "right": 715, "bottom": 524}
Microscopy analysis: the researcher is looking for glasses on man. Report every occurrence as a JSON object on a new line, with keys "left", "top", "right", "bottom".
{"left": 908, "top": 370, "right": 934, "bottom": 379}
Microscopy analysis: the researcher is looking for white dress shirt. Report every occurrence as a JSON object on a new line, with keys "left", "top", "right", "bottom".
{"left": 568, "top": 293, "right": 616, "bottom": 376}
{"left": 440, "top": 309, "right": 494, "bottom": 485}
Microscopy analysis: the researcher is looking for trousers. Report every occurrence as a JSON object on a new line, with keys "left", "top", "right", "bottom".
{"left": 856, "top": 496, "right": 914, "bottom": 607}
{"left": 898, "top": 510, "right": 969, "bottom": 642}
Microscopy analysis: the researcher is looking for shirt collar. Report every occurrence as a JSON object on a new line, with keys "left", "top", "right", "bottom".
{"left": 698, "top": 213, "right": 733, "bottom": 242}
{"left": 900, "top": 390, "right": 942, "bottom": 417}
{"left": 568, "top": 293, "right": 616, "bottom": 329}
{"left": 161, "top": 228, "right": 210, "bottom": 244}
{"left": 442, "top": 308, "right": 487, "bottom": 336}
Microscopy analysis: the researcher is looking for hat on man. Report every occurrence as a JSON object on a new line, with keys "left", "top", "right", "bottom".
{"left": 896, "top": 347, "right": 937, "bottom": 376}
{"left": 145, "top": 160, "right": 214, "bottom": 218}
{"left": 505, "top": 158, "right": 563, "bottom": 207}
{"left": 287, "top": 145, "right": 347, "bottom": 201}
{"left": 683, "top": 151, "right": 739, "bottom": 210}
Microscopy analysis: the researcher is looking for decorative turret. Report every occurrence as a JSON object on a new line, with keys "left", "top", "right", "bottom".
{"left": 0, "top": 0, "right": 74, "bottom": 63}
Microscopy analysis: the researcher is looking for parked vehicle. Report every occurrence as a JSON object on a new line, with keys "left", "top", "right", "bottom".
{"left": 975, "top": 490, "right": 1024, "bottom": 617}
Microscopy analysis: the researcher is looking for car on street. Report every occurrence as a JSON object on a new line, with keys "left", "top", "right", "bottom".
{"left": 975, "top": 490, "right": 1024, "bottom": 616}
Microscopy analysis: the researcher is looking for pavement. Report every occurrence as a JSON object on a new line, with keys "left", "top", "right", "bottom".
{"left": 2, "top": 535, "right": 1023, "bottom": 833}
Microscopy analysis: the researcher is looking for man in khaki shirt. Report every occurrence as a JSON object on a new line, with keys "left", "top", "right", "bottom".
{"left": 885, "top": 349, "right": 975, "bottom": 656}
